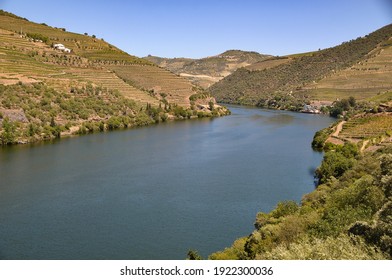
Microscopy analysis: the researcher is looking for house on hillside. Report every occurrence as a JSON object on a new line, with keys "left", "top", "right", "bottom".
{"left": 53, "top": 43, "right": 65, "bottom": 50}
{"left": 53, "top": 43, "right": 71, "bottom": 53}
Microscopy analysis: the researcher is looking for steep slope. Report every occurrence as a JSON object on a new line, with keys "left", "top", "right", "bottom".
{"left": 0, "top": 10, "right": 218, "bottom": 108}
{"left": 145, "top": 50, "right": 272, "bottom": 88}
{"left": 0, "top": 10, "right": 228, "bottom": 145}
{"left": 304, "top": 37, "right": 392, "bottom": 101}
{"left": 209, "top": 24, "right": 392, "bottom": 108}
{"left": 0, "top": 10, "right": 149, "bottom": 64}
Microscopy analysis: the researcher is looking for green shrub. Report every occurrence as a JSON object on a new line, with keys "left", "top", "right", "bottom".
{"left": 0, "top": 117, "right": 18, "bottom": 145}
{"left": 316, "top": 151, "right": 356, "bottom": 184}
{"left": 270, "top": 201, "right": 299, "bottom": 219}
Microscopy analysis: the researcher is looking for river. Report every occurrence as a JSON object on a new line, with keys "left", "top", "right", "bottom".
{"left": 0, "top": 105, "right": 333, "bottom": 259}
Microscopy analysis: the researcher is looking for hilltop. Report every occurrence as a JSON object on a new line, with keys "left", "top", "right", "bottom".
{"left": 0, "top": 10, "right": 228, "bottom": 145}
{"left": 144, "top": 50, "right": 272, "bottom": 88}
{"left": 209, "top": 24, "right": 392, "bottom": 110}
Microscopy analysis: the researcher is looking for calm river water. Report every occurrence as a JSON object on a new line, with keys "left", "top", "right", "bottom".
{"left": 0, "top": 105, "right": 333, "bottom": 259}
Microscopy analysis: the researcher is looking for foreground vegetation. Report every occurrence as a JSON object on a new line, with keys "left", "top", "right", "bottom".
{"left": 207, "top": 110, "right": 392, "bottom": 260}
{"left": 209, "top": 142, "right": 392, "bottom": 260}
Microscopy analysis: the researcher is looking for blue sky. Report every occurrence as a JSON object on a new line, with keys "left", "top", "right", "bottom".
{"left": 0, "top": 0, "right": 391, "bottom": 58}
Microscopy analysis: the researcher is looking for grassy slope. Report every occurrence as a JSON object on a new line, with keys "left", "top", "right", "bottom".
{"left": 209, "top": 24, "right": 392, "bottom": 106}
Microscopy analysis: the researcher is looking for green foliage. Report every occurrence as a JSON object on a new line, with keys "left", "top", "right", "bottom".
{"left": 316, "top": 143, "right": 358, "bottom": 184}
{"left": 134, "top": 111, "right": 153, "bottom": 127}
{"left": 329, "top": 97, "right": 357, "bottom": 118}
{"left": 380, "top": 154, "right": 392, "bottom": 197}
{"left": 270, "top": 201, "right": 299, "bottom": 219}
{"left": 349, "top": 201, "right": 392, "bottom": 257}
{"left": 311, "top": 126, "right": 334, "bottom": 150}
{"left": 210, "top": 144, "right": 392, "bottom": 260}
{"left": 209, "top": 238, "right": 248, "bottom": 260}
{"left": 172, "top": 106, "right": 189, "bottom": 118}
{"left": 189, "top": 92, "right": 211, "bottom": 101}
{"left": 0, "top": 117, "right": 18, "bottom": 145}
{"left": 107, "top": 116, "right": 123, "bottom": 130}
{"left": 0, "top": 81, "right": 223, "bottom": 145}
{"left": 0, "top": 83, "right": 141, "bottom": 144}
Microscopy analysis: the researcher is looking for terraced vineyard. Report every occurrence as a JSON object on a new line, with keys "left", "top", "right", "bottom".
{"left": 0, "top": 28, "right": 158, "bottom": 107}
{"left": 68, "top": 68, "right": 160, "bottom": 106}
{"left": 0, "top": 29, "right": 61, "bottom": 77}
{"left": 305, "top": 37, "right": 392, "bottom": 101}
{"left": 111, "top": 65, "right": 194, "bottom": 107}
{"left": 210, "top": 24, "right": 392, "bottom": 106}
{"left": 0, "top": 10, "right": 230, "bottom": 146}
{"left": 0, "top": 10, "right": 149, "bottom": 64}
{"left": 339, "top": 114, "right": 392, "bottom": 139}
{"left": 0, "top": 11, "right": 200, "bottom": 108}
{"left": 245, "top": 57, "right": 291, "bottom": 71}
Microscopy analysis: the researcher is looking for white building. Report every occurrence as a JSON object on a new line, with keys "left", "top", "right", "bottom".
{"left": 53, "top": 43, "right": 65, "bottom": 50}
{"left": 53, "top": 43, "right": 71, "bottom": 53}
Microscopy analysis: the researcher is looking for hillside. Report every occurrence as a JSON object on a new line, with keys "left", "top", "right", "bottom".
{"left": 209, "top": 24, "right": 392, "bottom": 109}
{"left": 0, "top": 10, "right": 228, "bottom": 145}
{"left": 144, "top": 50, "right": 272, "bottom": 88}
{"left": 305, "top": 36, "right": 392, "bottom": 101}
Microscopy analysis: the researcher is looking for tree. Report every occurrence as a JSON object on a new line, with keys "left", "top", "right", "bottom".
{"left": 348, "top": 96, "right": 357, "bottom": 107}
{"left": 208, "top": 100, "right": 214, "bottom": 111}
{"left": 50, "top": 116, "right": 56, "bottom": 127}
{"left": 316, "top": 150, "right": 356, "bottom": 184}
{"left": 0, "top": 117, "right": 17, "bottom": 145}
{"left": 380, "top": 154, "right": 392, "bottom": 197}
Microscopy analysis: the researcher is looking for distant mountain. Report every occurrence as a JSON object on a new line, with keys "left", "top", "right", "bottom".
{"left": 144, "top": 50, "right": 272, "bottom": 88}
{"left": 209, "top": 24, "right": 392, "bottom": 109}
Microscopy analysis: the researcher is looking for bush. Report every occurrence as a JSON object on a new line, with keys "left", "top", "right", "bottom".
{"left": 316, "top": 151, "right": 356, "bottom": 184}
{"left": 312, "top": 127, "right": 333, "bottom": 150}
{"left": 107, "top": 116, "right": 122, "bottom": 130}
{"left": 209, "top": 238, "right": 247, "bottom": 260}
{"left": 270, "top": 201, "right": 299, "bottom": 219}
{"left": 0, "top": 117, "right": 18, "bottom": 145}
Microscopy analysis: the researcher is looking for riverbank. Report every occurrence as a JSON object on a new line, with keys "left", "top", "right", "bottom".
{"left": 208, "top": 112, "right": 392, "bottom": 260}
{"left": 0, "top": 83, "right": 230, "bottom": 146}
